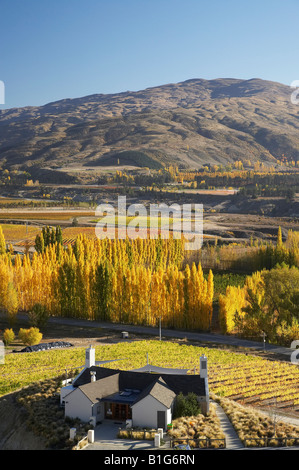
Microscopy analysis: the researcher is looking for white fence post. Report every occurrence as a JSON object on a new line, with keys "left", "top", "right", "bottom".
{"left": 70, "top": 428, "right": 76, "bottom": 440}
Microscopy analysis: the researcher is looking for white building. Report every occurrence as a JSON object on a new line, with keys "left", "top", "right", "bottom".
{"left": 61, "top": 346, "right": 210, "bottom": 430}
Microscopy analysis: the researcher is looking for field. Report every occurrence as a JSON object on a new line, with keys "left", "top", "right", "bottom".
{"left": 1, "top": 224, "right": 41, "bottom": 241}
{"left": 1, "top": 338, "right": 299, "bottom": 417}
{"left": 0, "top": 210, "right": 95, "bottom": 221}
{"left": 1, "top": 203, "right": 298, "bottom": 250}
{"left": 8, "top": 225, "right": 97, "bottom": 248}
{"left": 0, "top": 198, "right": 41, "bottom": 206}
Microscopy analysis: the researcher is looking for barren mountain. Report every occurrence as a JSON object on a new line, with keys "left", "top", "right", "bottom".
{"left": 0, "top": 78, "right": 298, "bottom": 174}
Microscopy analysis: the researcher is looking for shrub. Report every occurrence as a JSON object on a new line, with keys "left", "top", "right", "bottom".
{"left": 3, "top": 328, "right": 15, "bottom": 346}
{"left": 275, "top": 319, "right": 299, "bottom": 346}
{"left": 18, "top": 327, "right": 43, "bottom": 346}
{"left": 117, "top": 428, "right": 156, "bottom": 440}
{"left": 168, "top": 403, "right": 225, "bottom": 447}
{"left": 16, "top": 376, "right": 90, "bottom": 449}
{"left": 28, "top": 303, "right": 49, "bottom": 328}
{"left": 173, "top": 392, "right": 201, "bottom": 418}
{"left": 212, "top": 394, "right": 299, "bottom": 446}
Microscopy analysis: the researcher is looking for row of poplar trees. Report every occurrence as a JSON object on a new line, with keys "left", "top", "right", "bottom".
{"left": 0, "top": 229, "right": 214, "bottom": 331}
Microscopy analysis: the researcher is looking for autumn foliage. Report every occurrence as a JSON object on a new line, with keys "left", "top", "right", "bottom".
{"left": 1, "top": 235, "right": 214, "bottom": 331}
{"left": 0, "top": 224, "right": 298, "bottom": 341}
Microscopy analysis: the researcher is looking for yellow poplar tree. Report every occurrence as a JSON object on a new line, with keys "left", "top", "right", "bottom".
{"left": 219, "top": 285, "right": 247, "bottom": 334}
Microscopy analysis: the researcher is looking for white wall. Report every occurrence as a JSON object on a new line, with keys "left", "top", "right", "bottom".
{"left": 132, "top": 395, "right": 172, "bottom": 430}
{"left": 60, "top": 385, "right": 75, "bottom": 405}
{"left": 64, "top": 388, "right": 93, "bottom": 422}
{"left": 166, "top": 406, "right": 172, "bottom": 427}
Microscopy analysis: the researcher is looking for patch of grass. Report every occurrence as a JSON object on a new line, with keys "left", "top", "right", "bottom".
{"left": 16, "top": 375, "right": 89, "bottom": 449}
{"left": 213, "top": 394, "right": 299, "bottom": 447}
{"left": 168, "top": 403, "right": 225, "bottom": 448}
{"left": 118, "top": 428, "right": 156, "bottom": 440}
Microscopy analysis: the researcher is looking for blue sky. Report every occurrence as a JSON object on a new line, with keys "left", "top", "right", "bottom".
{"left": 0, "top": 0, "right": 298, "bottom": 109}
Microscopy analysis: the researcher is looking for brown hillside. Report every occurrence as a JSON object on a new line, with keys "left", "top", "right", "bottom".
{"left": 0, "top": 78, "right": 297, "bottom": 171}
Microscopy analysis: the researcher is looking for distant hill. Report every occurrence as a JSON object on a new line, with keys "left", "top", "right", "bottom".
{"left": 0, "top": 78, "right": 298, "bottom": 175}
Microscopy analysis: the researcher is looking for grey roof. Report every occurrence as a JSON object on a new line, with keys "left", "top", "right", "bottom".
{"left": 72, "top": 366, "right": 207, "bottom": 406}
{"left": 73, "top": 366, "right": 118, "bottom": 387}
{"left": 131, "top": 364, "right": 189, "bottom": 375}
{"left": 101, "top": 389, "right": 142, "bottom": 405}
{"left": 133, "top": 376, "right": 176, "bottom": 408}
{"left": 78, "top": 373, "right": 119, "bottom": 404}
{"left": 162, "top": 374, "right": 205, "bottom": 397}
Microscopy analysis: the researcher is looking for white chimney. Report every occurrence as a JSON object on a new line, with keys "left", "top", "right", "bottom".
{"left": 200, "top": 354, "right": 209, "bottom": 415}
{"left": 90, "top": 371, "right": 96, "bottom": 382}
{"left": 85, "top": 345, "right": 95, "bottom": 368}
{"left": 200, "top": 354, "right": 208, "bottom": 379}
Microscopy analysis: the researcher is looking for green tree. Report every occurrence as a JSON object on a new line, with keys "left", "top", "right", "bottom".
{"left": 236, "top": 265, "right": 299, "bottom": 344}
{"left": 35, "top": 226, "right": 63, "bottom": 253}
{"left": 43, "top": 226, "right": 51, "bottom": 246}
{"left": 94, "top": 262, "right": 112, "bottom": 321}
{"left": 57, "top": 260, "right": 77, "bottom": 317}
{"left": 262, "top": 264, "right": 299, "bottom": 322}
{"left": 55, "top": 226, "right": 63, "bottom": 245}
{"left": 28, "top": 303, "right": 49, "bottom": 328}
{"left": 35, "top": 232, "right": 45, "bottom": 254}
{"left": 234, "top": 288, "right": 270, "bottom": 340}
{"left": 173, "top": 392, "right": 201, "bottom": 418}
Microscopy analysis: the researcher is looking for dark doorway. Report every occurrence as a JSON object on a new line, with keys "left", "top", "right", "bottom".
{"left": 105, "top": 402, "right": 132, "bottom": 420}
{"left": 157, "top": 410, "right": 166, "bottom": 429}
